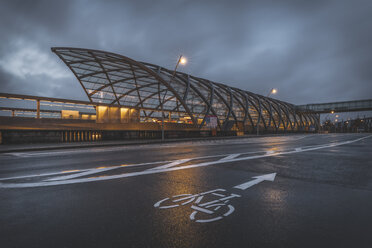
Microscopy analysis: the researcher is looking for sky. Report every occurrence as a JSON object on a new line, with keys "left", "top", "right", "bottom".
{"left": 0, "top": 0, "right": 371, "bottom": 105}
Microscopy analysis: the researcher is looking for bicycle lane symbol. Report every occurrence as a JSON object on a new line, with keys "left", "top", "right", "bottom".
{"left": 154, "top": 173, "right": 276, "bottom": 223}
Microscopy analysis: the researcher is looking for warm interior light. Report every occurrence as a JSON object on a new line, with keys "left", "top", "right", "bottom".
{"left": 271, "top": 89, "right": 277, "bottom": 94}
{"left": 179, "top": 57, "right": 187, "bottom": 65}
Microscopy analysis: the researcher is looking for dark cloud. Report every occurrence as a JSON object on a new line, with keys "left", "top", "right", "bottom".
{"left": 0, "top": 0, "right": 371, "bottom": 105}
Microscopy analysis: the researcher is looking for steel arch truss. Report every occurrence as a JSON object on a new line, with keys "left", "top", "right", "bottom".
{"left": 52, "top": 47, "right": 319, "bottom": 132}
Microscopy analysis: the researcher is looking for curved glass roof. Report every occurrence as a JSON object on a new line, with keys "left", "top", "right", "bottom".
{"left": 52, "top": 47, "right": 318, "bottom": 131}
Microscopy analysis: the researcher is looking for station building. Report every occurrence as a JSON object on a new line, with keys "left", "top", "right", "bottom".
{"left": 0, "top": 47, "right": 319, "bottom": 144}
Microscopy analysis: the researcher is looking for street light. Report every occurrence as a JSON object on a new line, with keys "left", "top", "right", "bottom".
{"left": 179, "top": 57, "right": 187, "bottom": 65}
{"left": 267, "top": 88, "right": 277, "bottom": 97}
{"left": 161, "top": 55, "right": 187, "bottom": 141}
{"left": 257, "top": 88, "right": 278, "bottom": 135}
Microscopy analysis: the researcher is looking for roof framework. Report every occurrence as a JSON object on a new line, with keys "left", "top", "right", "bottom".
{"left": 52, "top": 47, "right": 319, "bottom": 132}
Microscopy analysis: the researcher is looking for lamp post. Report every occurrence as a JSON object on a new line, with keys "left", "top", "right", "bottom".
{"left": 257, "top": 88, "right": 277, "bottom": 135}
{"left": 161, "top": 55, "right": 187, "bottom": 141}
{"left": 267, "top": 88, "right": 277, "bottom": 97}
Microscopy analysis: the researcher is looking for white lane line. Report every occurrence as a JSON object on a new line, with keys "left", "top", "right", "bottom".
{"left": 5, "top": 152, "right": 31, "bottom": 158}
{"left": 219, "top": 154, "right": 240, "bottom": 161}
{"left": 45, "top": 167, "right": 119, "bottom": 181}
{"left": 292, "top": 135, "right": 313, "bottom": 141}
{"left": 0, "top": 169, "right": 90, "bottom": 181}
{"left": 1, "top": 135, "right": 370, "bottom": 188}
{"left": 46, "top": 160, "right": 180, "bottom": 181}
{"left": 2, "top": 152, "right": 262, "bottom": 182}
{"left": 147, "top": 158, "right": 192, "bottom": 171}
{"left": 0, "top": 160, "right": 172, "bottom": 182}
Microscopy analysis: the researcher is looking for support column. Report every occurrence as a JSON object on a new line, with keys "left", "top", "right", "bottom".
{"left": 36, "top": 100, "right": 40, "bottom": 119}
{"left": 318, "top": 113, "right": 321, "bottom": 133}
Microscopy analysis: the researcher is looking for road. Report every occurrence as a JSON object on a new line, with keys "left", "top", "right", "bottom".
{"left": 1, "top": 133, "right": 371, "bottom": 248}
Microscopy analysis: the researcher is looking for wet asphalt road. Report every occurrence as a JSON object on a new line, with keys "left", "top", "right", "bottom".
{"left": 0, "top": 133, "right": 372, "bottom": 248}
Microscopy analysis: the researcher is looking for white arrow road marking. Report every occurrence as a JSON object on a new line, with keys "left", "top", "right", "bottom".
{"left": 0, "top": 135, "right": 370, "bottom": 188}
{"left": 147, "top": 158, "right": 192, "bottom": 171}
{"left": 233, "top": 173, "right": 276, "bottom": 190}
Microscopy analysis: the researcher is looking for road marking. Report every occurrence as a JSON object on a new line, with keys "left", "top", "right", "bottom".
{"left": 45, "top": 167, "right": 119, "bottom": 181}
{"left": 0, "top": 169, "right": 90, "bottom": 181}
{"left": 0, "top": 135, "right": 370, "bottom": 188}
{"left": 1, "top": 134, "right": 317, "bottom": 158}
{"left": 233, "top": 173, "right": 276, "bottom": 190}
{"left": 0, "top": 151, "right": 262, "bottom": 182}
{"left": 0, "top": 160, "right": 173, "bottom": 182}
{"left": 147, "top": 158, "right": 192, "bottom": 171}
{"left": 219, "top": 154, "right": 240, "bottom": 161}
{"left": 190, "top": 205, "right": 215, "bottom": 214}
{"left": 156, "top": 173, "right": 275, "bottom": 223}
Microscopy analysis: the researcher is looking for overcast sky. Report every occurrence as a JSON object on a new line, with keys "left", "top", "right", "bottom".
{"left": 0, "top": 0, "right": 371, "bottom": 105}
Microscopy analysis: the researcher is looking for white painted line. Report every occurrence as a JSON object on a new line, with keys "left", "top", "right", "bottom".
{"left": 0, "top": 160, "right": 172, "bottom": 182}
{"left": 1, "top": 134, "right": 317, "bottom": 158}
{"left": 219, "top": 154, "right": 240, "bottom": 161}
{"left": 0, "top": 135, "right": 370, "bottom": 188}
{"left": 0, "top": 169, "right": 89, "bottom": 181}
{"left": 293, "top": 135, "right": 313, "bottom": 141}
{"left": 194, "top": 196, "right": 203, "bottom": 204}
{"left": 45, "top": 167, "right": 119, "bottom": 181}
{"left": 147, "top": 158, "right": 192, "bottom": 171}
{"left": 191, "top": 205, "right": 214, "bottom": 214}
{"left": 212, "top": 193, "right": 226, "bottom": 197}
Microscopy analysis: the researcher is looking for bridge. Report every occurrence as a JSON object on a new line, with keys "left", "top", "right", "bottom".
{"left": 296, "top": 99, "right": 372, "bottom": 113}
